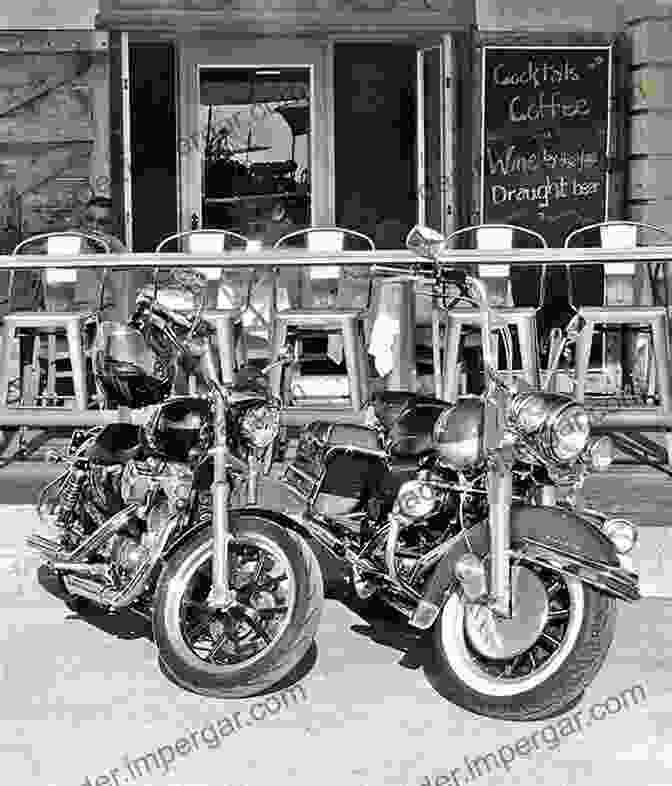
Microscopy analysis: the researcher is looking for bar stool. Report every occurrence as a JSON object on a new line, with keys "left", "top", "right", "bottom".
{"left": 269, "top": 228, "right": 374, "bottom": 411}
{"left": 154, "top": 230, "right": 249, "bottom": 386}
{"left": 0, "top": 232, "right": 112, "bottom": 410}
{"left": 435, "top": 224, "right": 548, "bottom": 402}
{"left": 564, "top": 221, "right": 672, "bottom": 460}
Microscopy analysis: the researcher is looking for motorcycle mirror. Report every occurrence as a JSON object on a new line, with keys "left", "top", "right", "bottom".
{"left": 405, "top": 225, "right": 447, "bottom": 260}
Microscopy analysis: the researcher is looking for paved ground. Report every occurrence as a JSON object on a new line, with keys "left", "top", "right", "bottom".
{"left": 1, "top": 468, "right": 671, "bottom": 786}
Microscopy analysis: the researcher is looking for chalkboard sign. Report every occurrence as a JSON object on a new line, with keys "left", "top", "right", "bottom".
{"left": 480, "top": 46, "right": 612, "bottom": 247}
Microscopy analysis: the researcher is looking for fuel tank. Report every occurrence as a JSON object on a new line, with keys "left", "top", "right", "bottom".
{"left": 432, "top": 396, "right": 485, "bottom": 470}
{"left": 143, "top": 396, "right": 210, "bottom": 462}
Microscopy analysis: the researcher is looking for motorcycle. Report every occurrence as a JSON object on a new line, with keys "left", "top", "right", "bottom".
{"left": 279, "top": 226, "right": 639, "bottom": 720}
{"left": 27, "top": 268, "right": 324, "bottom": 698}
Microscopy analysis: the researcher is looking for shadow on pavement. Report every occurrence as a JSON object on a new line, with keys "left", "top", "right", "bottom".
{"left": 37, "top": 564, "right": 154, "bottom": 641}
{"left": 38, "top": 561, "right": 321, "bottom": 697}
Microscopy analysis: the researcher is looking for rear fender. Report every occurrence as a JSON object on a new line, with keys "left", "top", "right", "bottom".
{"left": 410, "top": 504, "right": 639, "bottom": 630}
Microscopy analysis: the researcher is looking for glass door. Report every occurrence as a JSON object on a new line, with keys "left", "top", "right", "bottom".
{"left": 198, "top": 67, "right": 311, "bottom": 244}
{"left": 178, "top": 37, "right": 330, "bottom": 235}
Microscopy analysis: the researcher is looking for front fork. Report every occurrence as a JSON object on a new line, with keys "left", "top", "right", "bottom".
{"left": 487, "top": 451, "right": 514, "bottom": 619}
{"left": 207, "top": 392, "right": 237, "bottom": 610}
{"left": 485, "top": 460, "right": 562, "bottom": 617}
{"left": 206, "top": 392, "right": 263, "bottom": 610}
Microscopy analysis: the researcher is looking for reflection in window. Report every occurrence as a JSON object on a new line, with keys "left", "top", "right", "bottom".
{"left": 199, "top": 68, "right": 311, "bottom": 245}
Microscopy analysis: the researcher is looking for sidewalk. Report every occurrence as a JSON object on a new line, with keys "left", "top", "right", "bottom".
{"left": 0, "top": 510, "right": 669, "bottom": 786}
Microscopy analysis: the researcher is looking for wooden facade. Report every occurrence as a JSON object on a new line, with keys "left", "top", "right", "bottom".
{"left": 0, "top": 31, "right": 110, "bottom": 253}
{"left": 1, "top": 3, "right": 672, "bottom": 255}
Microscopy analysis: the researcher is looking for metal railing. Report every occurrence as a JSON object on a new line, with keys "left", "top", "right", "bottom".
{"left": 0, "top": 247, "right": 670, "bottom": 431}
{"left": 0, "top": 246, "right": 671, "bottom": 268}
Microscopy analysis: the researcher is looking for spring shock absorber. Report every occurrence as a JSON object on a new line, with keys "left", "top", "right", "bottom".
{"left": 196, "top": 492, "right": 212, "bottom": 527}
{"left": 58, "top": 465, "right": 87, "bottom": 525}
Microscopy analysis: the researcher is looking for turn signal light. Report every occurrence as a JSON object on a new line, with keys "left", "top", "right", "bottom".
{"left": 603, "top": 517, "right": 638, "bottom": 555}
{"left": 585, "top": 435, "right": 613, "bottom": 472}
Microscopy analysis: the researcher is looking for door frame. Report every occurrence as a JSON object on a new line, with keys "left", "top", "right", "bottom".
{"left": 176, "top": 37, "right": 333, "bottom": 233}
{"left": 122, "top": 33, "right": 461, "bottom": 240}
{"left": 416, "top": 35, "right": 456, "bottom": 235}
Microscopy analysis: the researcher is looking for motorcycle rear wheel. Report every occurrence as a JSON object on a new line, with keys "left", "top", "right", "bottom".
{"left": 153, "top": 512, "right": 323, "bottom": 698}
{"left": 426, "top": 561, "right": 617, "bottom": 721}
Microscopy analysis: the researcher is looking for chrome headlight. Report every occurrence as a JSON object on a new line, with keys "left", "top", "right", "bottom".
{"left": 394, "top": 480, "right": 439, "bottom": 520}
{"left": 240, "top": 403, "right": 280, "bottom": 449}
{"left": 511, "top": 393, "right": 590, "bottom": 464}
{"left": 550, "top": 404, "right": 590, "bottom": 462}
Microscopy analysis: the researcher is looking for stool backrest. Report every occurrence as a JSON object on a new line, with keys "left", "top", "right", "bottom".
{"left": 155, "top": 229, "right": 249, "bottom": 281}
{"left": 444, "top": 223, "right": 548, "bottom": 307}
{"left": 12, "top": 231, "right": 113, "bottom": 310}
{"left": 563, "top": 220, "right": 672, "bottom": 307}
{"left": 273, "top": 227, "right": 375, "bottom": 308}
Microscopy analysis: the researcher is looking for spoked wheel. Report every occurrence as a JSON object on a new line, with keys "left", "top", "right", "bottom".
{"left": 426, "top": 559, "right": 617, "bottom": 720}
{"left": 153, "top": 512, "right": 323, "bottom": 698}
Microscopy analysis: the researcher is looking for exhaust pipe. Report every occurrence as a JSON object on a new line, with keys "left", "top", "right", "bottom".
{"left": 51, "top": 562, "right": 112, "bottom": 580}
{"left": 25, "top": 533, "right": 64, "bottom": 559}
{"left": 61, "top": 574, "right": 112, "bottom": 607}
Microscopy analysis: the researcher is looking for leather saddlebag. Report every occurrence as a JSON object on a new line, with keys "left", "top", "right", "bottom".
{"left": 284, "top": 422, "right": 385, "bottom": 509}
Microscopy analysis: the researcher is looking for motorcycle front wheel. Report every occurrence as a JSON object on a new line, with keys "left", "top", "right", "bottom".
{"left": 153, "top": 512, "right": 323, "bottom": 698}
{"left": 426, "top": 560, "right": 617, "bottom": 721}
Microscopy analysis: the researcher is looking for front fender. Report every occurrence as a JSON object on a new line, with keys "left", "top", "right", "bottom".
{"left": 162, "top": 506, "right": 315, "bottom": 562}
{"left": 412, "top": 504, "right": 640, "bottom": 629}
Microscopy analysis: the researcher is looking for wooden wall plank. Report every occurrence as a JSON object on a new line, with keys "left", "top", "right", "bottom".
{"left": 0, "top": 53, "right": 92, "bottom": 118}
{"left": 0, "top": 34, "right": 110, "bottom": 247}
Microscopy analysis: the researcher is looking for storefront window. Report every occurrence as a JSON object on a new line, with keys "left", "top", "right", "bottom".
{"left": 199, "top": 67, "right": 311, "bottom": 244}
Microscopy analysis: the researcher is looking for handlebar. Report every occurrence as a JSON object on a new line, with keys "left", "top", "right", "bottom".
{"left": 396, "top": 225, "right": 515, "bottom": 395}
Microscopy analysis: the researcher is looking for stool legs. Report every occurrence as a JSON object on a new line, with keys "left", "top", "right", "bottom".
{"left": 441, "top": 312, "right": 540, "bottom": 401}
{"left": 0, "top": 323, "right": 13, "bottom": 406}
{"left": 574, "top": 320, "right": 595, "bottom": 402}
{"left": 342, "top": 318, "right": 363, "bottom": 411}
{"left": 442, "top": 317, "right": 463, "bottom": 402}
{"left": 270, "top": 314, "right": 368, "bottom": 411}
{"left": 236, "top": 322, "right": 248, "bottom": 369}
{"left": 651, "top": 314, "right": 672, "bottom": 463}
{"left": 432, "top": 302, "right": 443, "bottom": 399}
{"left": 357, "top": 322, "right": 370, "bottom": 406}
{"left": 269, "top": 319, "right": 288, "bottom": 401}
{"left": 65, "top": 319, "right": 87, "bottom": 410}
{"left": 516, "top": 316, "right": 540, "bottom": 388}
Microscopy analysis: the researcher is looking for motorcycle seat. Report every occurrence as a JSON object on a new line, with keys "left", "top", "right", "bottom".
{"left": 368, "top": 390, "right": 446, "bottom": 426}
{"left": 369, "top": 391, "right": 447, "bottom": 459}
{"left": 87, "top": 423, "right": 143, "bottom": 465}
